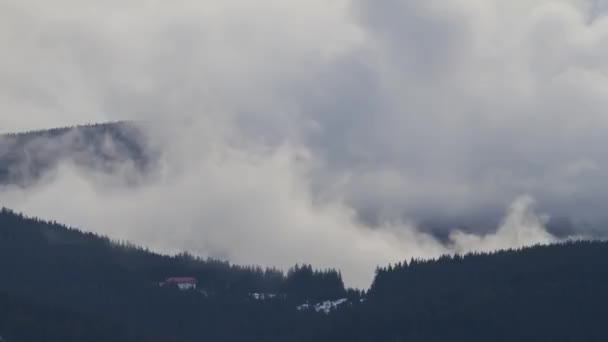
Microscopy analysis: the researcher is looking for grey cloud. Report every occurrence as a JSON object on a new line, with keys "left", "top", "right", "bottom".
{"left": 1, "top": 0, "right": 606, "bottom": 286}
{"left": 301, "top": 0, "right": 608, "bottom": 228}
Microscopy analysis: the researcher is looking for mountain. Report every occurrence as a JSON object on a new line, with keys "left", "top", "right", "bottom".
{"left": 2, "top": 207, "right": 608, "bottom": 341}
{"left": 2, "top": 123, "right": 608, "bottom": 341}
{"left": 0, "top": 208, "right": 351, "bottom": 342}
{"left": 328, "top": 241, "right": 608, "bottom": 342}
{"left": 1, "top": 122, "right": 602, "bottom": 240}
{"left": 0, "top": 122, "right": 152, "bottom": 187}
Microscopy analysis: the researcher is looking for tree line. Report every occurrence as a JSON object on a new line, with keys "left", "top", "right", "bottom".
{"left": 2, "top": 207, "right": 608, "bottom": 341}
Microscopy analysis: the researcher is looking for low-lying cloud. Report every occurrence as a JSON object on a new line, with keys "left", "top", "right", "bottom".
{"left": 0, "top": 123, "right": 561, "bottom": 287}
{"left": 1, "top": 0, "right": 607, "bottom": 286}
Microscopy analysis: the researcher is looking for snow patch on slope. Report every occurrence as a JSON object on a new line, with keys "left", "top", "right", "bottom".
{"left": 297, "top": 298, "right": 348, "bottom": 314}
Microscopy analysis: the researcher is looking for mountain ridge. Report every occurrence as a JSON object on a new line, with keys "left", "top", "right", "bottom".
{"left": 2, "top": 207, "right": 608, "bottom": 341}
{"left": 0, "top": 122, "right": 152, "bottom": 187}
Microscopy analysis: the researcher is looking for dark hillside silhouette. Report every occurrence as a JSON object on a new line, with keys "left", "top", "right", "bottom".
{"left": 0, "top": 208, "right": 346, "bottom": 341}
{"left": 2, "top": 207, "right": 608, "bottom": 341}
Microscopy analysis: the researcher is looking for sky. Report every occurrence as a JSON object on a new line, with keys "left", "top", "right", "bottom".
{"left": 1, "top": 0, "right": 608, "bottom": 287}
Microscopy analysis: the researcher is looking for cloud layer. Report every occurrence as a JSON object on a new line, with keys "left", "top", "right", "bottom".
{"left": 2, "top": 0, "right": 608, "bottom": 286}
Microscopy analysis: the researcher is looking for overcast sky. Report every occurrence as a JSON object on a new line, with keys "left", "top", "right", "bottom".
{"left": 2, "top": 0, "right": 608, "bottom": 287}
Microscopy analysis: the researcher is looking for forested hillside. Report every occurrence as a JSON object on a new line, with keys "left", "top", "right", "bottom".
{"left": 1, "top": 207, "right": 608, "bottom": 341}
{"left": 0, "top": 122, "right": 151, "bottom": 186}
{"left": 0, "top": 292, "right": 143, "bottom": 342}
{"left": 0, "top": 208, "right": 350, "bottom": 342}
{"left": 316, "top": 241, "right": 608, "bottom": 342}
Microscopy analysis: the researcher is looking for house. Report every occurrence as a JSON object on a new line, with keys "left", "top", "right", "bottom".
{"left": 159, "top": 277, "right": 197, "bottom": 290}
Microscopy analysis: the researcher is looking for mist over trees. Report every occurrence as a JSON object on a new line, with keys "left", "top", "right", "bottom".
{"left": 1, "top": 207, "right": 608, "bottom": 341}
{"left": 0, "top": 122, "right": 152, "bottom": 187}
{"left": 3, "top": 123, "right": 602, "bottom": 244}
{"left": 0, "top": 208, "right": 349, "bottom": 341}
{"left": 3, "top": 1, "right": 608, "bottom": 340}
